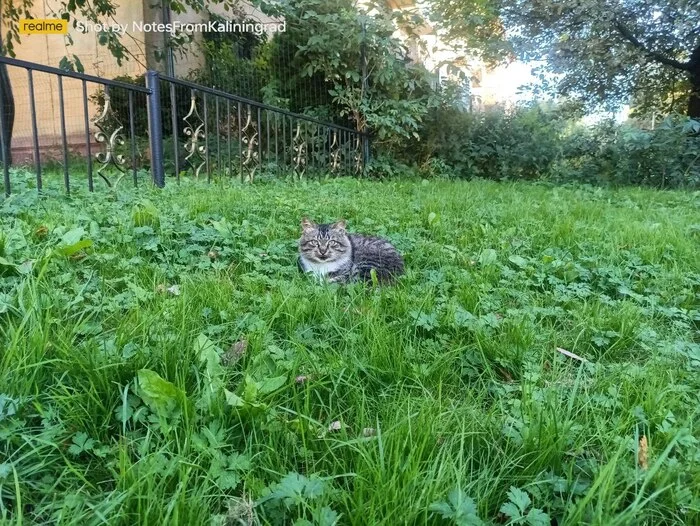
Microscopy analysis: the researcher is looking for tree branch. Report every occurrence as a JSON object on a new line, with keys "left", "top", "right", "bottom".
{"left": 613, "top": 20, "right": 691, "bottom": 71}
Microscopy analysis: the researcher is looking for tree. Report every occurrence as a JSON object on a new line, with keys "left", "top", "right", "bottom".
{"left": 256, "top": 0, "right": 436, "bottom": 145}
{"left": 431, "top": 0, "right": 700, "bottom": 118}
{"left": 425, "top": 0, "right": 513, "bottom": 67}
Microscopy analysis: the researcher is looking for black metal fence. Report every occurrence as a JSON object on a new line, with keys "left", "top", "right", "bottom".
{"left": 0, "top": 55, "right": 370, "bottom": 196}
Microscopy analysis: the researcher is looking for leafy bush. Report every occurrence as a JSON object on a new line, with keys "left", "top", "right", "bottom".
{"left": 365, "top": 153, "right": 419, "bottom": 179}
{"left": 555, "top": 116, "right": 700, "bottom": 188}
{"left": 399, "top": 103, "right": 567, "bottom": 181}
{"left": 259, "top": 0, "right": 435, "bottom": 142}
{"left": 189, "top": 12, "right": 271, "bottom": 103}
{"left": 393, "top": 102, "right": 700, "bottom": 189}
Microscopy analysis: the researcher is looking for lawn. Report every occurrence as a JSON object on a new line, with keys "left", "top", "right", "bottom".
{"left": 0, "top": 173, "right": 699, "bottom": 525}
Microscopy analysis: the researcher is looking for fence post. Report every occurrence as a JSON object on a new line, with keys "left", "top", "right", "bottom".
{"left": 0, "top": 61, "right": 13, "bottom": 196}
{"left": 145, "top": 70, "right": 165, "bottom": 188}
{"left": 0, "top": 67, "right": 8, "bottom": 196}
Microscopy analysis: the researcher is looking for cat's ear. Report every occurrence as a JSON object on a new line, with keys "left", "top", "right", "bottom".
{"left": 301, "top": 217, "right": 316, "bottom": 231}
{"left": 332, "top": 220, "right": 346, "bottom": 231}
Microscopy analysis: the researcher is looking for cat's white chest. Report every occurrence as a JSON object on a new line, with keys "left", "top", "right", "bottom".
{"left": 300, "top": 256, "right": 345, "bottom": 280}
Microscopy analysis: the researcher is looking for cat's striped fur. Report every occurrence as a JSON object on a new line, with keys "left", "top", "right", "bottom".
{"left": 298, "top": 218, "right": 404, "bottom": 284}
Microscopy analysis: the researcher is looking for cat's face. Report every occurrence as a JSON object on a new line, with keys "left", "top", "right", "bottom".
{"left": 298, "top": 218, "right": 351, "bottom": 263}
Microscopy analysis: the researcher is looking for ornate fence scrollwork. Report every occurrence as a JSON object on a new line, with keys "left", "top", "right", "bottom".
{"left": 354, "top": 135, "right": 363, "bottom": 174}
{"left": 241, "top": 105, "right": 259, "bottom": 181}
{"left": 293, "top": 122, "right": 307, "bottom": 176}
{"left": 329, "top": 130, "right": 341, "bottom": 173}
{"left": 0, "top": 55, "right": 372, "bottom": 197}
{"left": 183, "top": 90, "right": 207, "bottom": 178}
{"left": 309, "top": 125, "right": 322, "bottom": 171}
{"left": 93, "top": 86, "right": 128, "bottom": 187}
{"left": 160, "top": 74, "right": 370, "bottom": 184}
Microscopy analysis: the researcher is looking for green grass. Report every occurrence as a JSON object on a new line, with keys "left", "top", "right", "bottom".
{"left": 1, "top": 171, "right": 699, "bottom": 525}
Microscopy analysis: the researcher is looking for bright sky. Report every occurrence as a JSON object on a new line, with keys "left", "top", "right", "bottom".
{"left": 487, "top": 60, "right": 630, "bottom": 122}
{"left": 484, "top": 61, "right": 540, "bottom": 102}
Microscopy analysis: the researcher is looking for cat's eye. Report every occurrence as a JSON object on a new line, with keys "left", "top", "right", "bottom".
{"left": 308, "top": 240, "right": 319, "bottom": 247}
{"left": 329, "top": 240, "right": 339, "bottom": 247}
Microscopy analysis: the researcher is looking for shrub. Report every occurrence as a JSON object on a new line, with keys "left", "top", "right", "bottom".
{"left": 189, "top": 12, "right": 271, "bottom": 104}
{"left": 391, "top": 102, "right": 699, "bottom": 189}
{"left": 396, "top": 103, "right": 566, "bottom": 180}
{"left": 365, "top": 153, "right": 419, "bottom": 179}
{"left": 556, "top": 117, "right": 700, "bottom": 188}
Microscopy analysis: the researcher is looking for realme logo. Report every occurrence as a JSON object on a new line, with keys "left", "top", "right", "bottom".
{"left": 19, "top": 19, "right": 68, "bottom": 35}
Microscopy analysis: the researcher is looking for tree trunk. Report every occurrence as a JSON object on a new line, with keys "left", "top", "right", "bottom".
{"left": 688, "top": 66, "right": 700, "bottom": 119}
{"left": 0, "top": 60, "right": 13, "bottom": 166}
{"left": 688, "top": 45, "right": 700, "bottom": 119}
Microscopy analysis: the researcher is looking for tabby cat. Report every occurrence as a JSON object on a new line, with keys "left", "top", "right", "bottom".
{"left": 298, "top": 218, "right": 404, "bottom": 284}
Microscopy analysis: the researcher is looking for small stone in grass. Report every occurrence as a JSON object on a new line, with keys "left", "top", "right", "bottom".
{"left": 328, "top": 420, "right": 342, "bottom": 432}
{"left": 362, "top": 427, "right": 376, "bottom": 437}
{"left": 167, "top": 284, "right": 181, "bottom": 296}
{"left": 295, "top": 375, "right": 310, "bottom": 384}
{"left": 223, "top": 339, "right": 248, "bottom": 366}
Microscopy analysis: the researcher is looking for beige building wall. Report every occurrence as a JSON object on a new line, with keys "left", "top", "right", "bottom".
{"left": 1, "top": 0, "right": 147, "bottom": 160}
{"left": 0, "top": 0, "right": 279, "bottom": 161}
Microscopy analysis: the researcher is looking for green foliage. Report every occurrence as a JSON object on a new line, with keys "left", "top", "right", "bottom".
{"left": 405, "top": 104, "right": 568, "bottom": 181}
{"left": 499, "top": 487, "right": 550, "bottom": 526}
{"left": 365, "top": 153, "right": 420, "bottom": 179}
{"left": 257, "top": 472, "right": 339, "bottom": 524}
{"left": 132, "top": 199, "right": 161, "bottom": 228}
{"left": 427, "top": 0, "right": 513, "bottom": 66}
{"left": 54, "top": 227, "right": 93, "bottom": 257}
{"left": 257, "top": 0, "right": 435, "bottom": 142}
{"left": 0, "top": 173, "right": 699, "bottom": 524}
{"left": 496, "top": 0, "right": 700, "bottom": 117}
{"left": 90, "top": 74, "right": 191, "bottom": 139}
{"left": 189, "top": 12, "right": 271, "bottom": 102}
{"left": 429, "top": 488, "right": 483, "bottom": 525}
{"left": 427, "top": 0, "right": 700, "bottom": 117}
{"left": 400, "top": 102, "right": 700, "bottom": 188}
{"left": 555, "top": 116, "right": 700, "bottom": 187}
{"left": 67, "top": 431, "right": 95, "bottom": 457}
{"left": 195, "top": 333, "right": 226, "bottom": 412}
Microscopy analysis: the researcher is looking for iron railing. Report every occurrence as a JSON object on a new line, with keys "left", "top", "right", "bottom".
{"left": 0, "top": 55, "right": 370, "bottom": 196}
{"left": 157, "top": 74, "right": 369, "bottom": 184}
